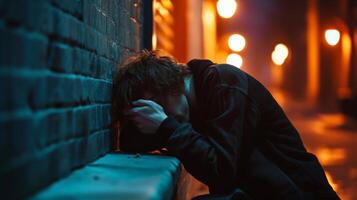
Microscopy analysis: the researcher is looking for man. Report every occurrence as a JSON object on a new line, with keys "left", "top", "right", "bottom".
{"left": 112, "top": 50, "right": 339, "bottom": 199}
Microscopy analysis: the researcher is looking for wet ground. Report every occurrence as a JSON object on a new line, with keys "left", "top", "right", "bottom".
{"left": 274, "top": 90, "right": 357, "bottom": 200}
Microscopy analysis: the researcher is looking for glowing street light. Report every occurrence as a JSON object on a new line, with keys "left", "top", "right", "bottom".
{"left": 228, "top": 34, "right": 246, "bottom": 52}
{"left": 226, "top": 53, "right": 243, "bottom": 68}
{"left": 217, "top": 0, "right": 237, "bottom": 19}
{"left": 325, "top": 29, "right": 340, "bottom": 46}
{"left": 272, "top": 43, "right": 289, "bottom": 66}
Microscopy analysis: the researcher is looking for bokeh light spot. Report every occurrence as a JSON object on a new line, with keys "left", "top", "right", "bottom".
{"left": 272, "top": 43, "right": 289, "bottom": 66}
{"left": 226, "top": 53, "right": 243, "bottom": 68}
{"left": 325, "top": 29, "right": 340, "bottom": 46}
{"left": 217, "top": 0, "right": 237, "bottom": 18}
{"left": 228, "top": 34, "right": 246, "bottom": 52}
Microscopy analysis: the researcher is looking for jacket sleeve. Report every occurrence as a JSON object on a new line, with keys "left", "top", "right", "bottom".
{"left": 157, "top": 85, "right": 247, "bottom": 193}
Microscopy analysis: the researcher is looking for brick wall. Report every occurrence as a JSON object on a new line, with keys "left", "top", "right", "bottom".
{"left": 0, "top": 0, "right": 142, "bottom": 199}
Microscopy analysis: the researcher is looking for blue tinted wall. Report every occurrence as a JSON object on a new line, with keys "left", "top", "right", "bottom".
{"left": 0, "top": 0, "right": 142, "bottom": 199}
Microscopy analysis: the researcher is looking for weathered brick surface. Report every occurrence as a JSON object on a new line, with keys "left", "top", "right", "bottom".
{"left": 0, "top": 0, "right": 143, "bottom": 199}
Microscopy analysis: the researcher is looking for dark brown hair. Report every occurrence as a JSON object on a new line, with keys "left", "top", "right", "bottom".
{"left": 112, "top": 50, "right": 189, "bottom": 121}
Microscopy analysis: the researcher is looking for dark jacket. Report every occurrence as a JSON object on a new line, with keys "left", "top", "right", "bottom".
{"left": 120, "top": 59, "right": 339, "bottom": 200}
{"left": 157, "top": 59, "right": 339, "bottom": 200}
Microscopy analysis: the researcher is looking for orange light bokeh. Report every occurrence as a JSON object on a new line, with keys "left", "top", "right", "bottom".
{"left": 228, "top": 34, "right": 246, "bottom": 52}
{"left": 226, "top": 53, "right": 243, "bottom": 68}
{"left": 216, "top": 0, "right": 237, "bottom": 18}
{"left": 325, "top": 29, "right": 341, "bottom": 46}
{"left": 271, "top": 43, "right": 289, "bottom": 66}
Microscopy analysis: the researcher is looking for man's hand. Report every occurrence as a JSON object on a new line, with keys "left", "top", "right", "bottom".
{"left": 126, "top": 99, "right": 168, "bottom": 134}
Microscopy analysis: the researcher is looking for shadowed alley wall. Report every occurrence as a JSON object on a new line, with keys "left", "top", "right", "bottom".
{"left": 0, "top": 0, "right": 142, "bottom": 199}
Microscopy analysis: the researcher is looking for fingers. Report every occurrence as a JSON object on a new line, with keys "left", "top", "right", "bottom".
{"left": 132, "top": 99, "right": 159, "bottom": 107}
{"left": 123, "top": 99, "right": 163, "bottom": 118}
{"left": 121, "top": 101, "right": 150, "bottom": 116}
{"left": 126, "top": 106, "right": 150, "bottom": 116}
{"left": 130, "top": 106, "right": 148, "bottom": 113}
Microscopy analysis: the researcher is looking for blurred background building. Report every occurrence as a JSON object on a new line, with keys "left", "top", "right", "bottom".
{"left": 152, "top": 0, "right": 357, "bottom": 199}
{"left": 153, "top": 0, "right": 357, "bottom": 115}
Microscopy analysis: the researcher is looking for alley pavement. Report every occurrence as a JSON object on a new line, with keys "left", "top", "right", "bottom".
{"left": 272, "top": 89, "right": 357, "bottom": 200}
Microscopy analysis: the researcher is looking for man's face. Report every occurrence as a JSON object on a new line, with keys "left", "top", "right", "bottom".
{"left": 144, "top": 93, "right": 190, "bottom": 123}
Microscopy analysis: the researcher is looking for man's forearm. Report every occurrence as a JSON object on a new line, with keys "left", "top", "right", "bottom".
{"left": 157, "top": 117, "right": 239, "bottom": 193}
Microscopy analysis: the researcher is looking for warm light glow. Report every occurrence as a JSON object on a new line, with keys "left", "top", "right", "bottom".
{"left": 315, "top": 147, "right": 347, "bottom": 166}
{"left": 228, "top": 34, "right": 246, "bottom": 52}
{"left": 216, "top": 0, "right": 237, "bottom": 18}
{"left": 325, "top": 29, "right": 340, "bottom": 46}
{"left": 339, "top": 32, "right": 352, "bottom": 98}
{"left": 202, "top": 1, "right": 217, "bottom": 60}
{"left": 226, "top": 53, "right": 243, "bottom": 68}
{"left": 325, "top": 172, "right": 340, "bottom": 192}
{"left": 152, "top": 32, "right": 157, "bottom": 50}
{"left": 306, "top": 0, "right": 319, "bottom": 105}
{"left": 272, "top": 43, "right": 289, "bottom": 66}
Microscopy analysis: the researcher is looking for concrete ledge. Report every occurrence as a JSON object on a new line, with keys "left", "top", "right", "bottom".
{"left": 29, "top": 153, "right": 182, "bottom": 200}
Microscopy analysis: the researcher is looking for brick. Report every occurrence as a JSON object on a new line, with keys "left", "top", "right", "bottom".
{"left": 0, "top": 0, "right": 142, "bottom": 198}
{"left": 121, "top": 0, "right": 130, "bottom": 12}
{"left": 98, "top": 0, "right": 109, "bottom": 15}
{"left": 98, "top": 56, "right": 114, "bottom": 79}
{"left": 76, "top": 19, "right": 86, "bottom": 46}
{"left": 106, "top": 18, "right": 115, "bottom": 40}
{"left": 109, "top": 41, "right": 119, "bottom": 60}
{"left": 40, "top": 109, "right": 72, "bottom": 145}
{"left": 52, "top": 7, "right": 84, "bottom": 44}
{"left": 110, "top": 1, "right": 121, "bottom": 25}
{"left": 0, "top": 113, "right": 38, "bottom": 166}
{"left": 83, "top": 1, "right": 89, "bottom": 25}
{"left": 0, "top": 69, "right": 37, "bottom": 111}
{"left": 52, "top": 8, "right": 71, "bottom": 39}
{"left": 1, "top": 0, "right": 27, "bottom": 25}
{"left": 51, "top": 0, "right": 83, "bottom": 18}
{"left": 1, "top": 129, "right": 110, "bottom": 199}
{"left": 0, "top": 105, "right": 111, "bottom": 165}
{"left": 40, "top": 105, "right": 111, "bottom": 145}
{"left": 23, "top": 0, "right": 54, "bottom": 34}
{"left": 0, "top": 27, "right": 48, "bottom": 69}
{"left": 30, "top": 74, "right": 112, "bottom": 108}
{"left": 118, "top": 12, "right": 128, "bottom": 47}
{"left": 73, "top": 47, "right": 90, "bottom": 75}
{"left": 83, "top": 0, "right": 95, "bottom": 26}
{"left": 48, "top": 42, "right": 73, "bottom": 72}
{"left": 106, "top": 0, "right": 115, "bottom": 21}
{"left": 94, "top": 8, "right": 106, "bottom": 34}
{"left": 84, "top": 25, "right": 97, "bottom": 51}
{"left": 1, "top": 0, "right": 54, "bottom": 34}
{"left": 70, "top": 17, "right": 85, "bottom": 46}
{"left": 98, "top": 34, "right": 109, "bottom": 59}
{"left": 73, "top": 105, "right": 112, "bottom": 137}
{"left": 83, "top": 77, "right": 111, "bottom": 102}
{"left": 88, "top": 51, "right": 99, "bottom": 77}
{"left": 0, "top": 69, "right": 111, "bottom": 110}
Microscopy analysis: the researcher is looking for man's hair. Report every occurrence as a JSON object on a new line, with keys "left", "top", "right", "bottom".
{"left": 112, "top": 50, "right": 189, "bottom": 120}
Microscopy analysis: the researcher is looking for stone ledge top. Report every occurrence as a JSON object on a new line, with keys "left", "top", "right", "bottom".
{"left": 29, "top": 153, "right": 181, "bottom": 200}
